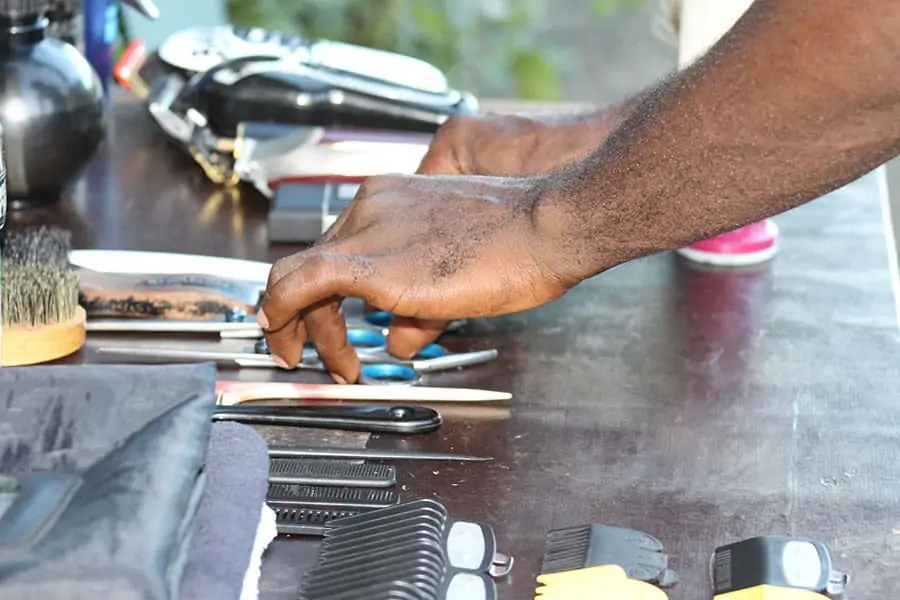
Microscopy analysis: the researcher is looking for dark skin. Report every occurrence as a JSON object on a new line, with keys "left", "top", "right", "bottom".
{"left": 359, "top": 102, "right": 641, "bottom": 358}
{"left": 258, "top": 0, "right": 900, "bottom": 382}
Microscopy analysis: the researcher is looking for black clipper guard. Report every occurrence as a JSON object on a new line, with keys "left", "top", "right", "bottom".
{"left": 540, "top": 524, "right": 680, "bottom": 588}
{"left": 297, "top": 499, "right": 511, "bottom": 599}
{"left": 321, "top": 499, "right": 512, "bottom": 576}
{"left": 710, "top": 535, "right": 848, "bottom": 597}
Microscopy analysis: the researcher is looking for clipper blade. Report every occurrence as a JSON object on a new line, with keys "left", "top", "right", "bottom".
{"left": 267, "top": 484, "right": 400, "bottom": 509}
{"left": 268, "top": 458, "right": 396, "bottom": 488}
{"left": 273, "top": 506, "right": 362, "bottom": 536}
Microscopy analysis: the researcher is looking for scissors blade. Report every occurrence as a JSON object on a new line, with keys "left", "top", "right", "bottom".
{"left": 93, "top": 346, "right": 327, "bottom": 370}
{"left": 407, "top": 349, "right": 499, "bottom": 372}
{"left": 94, "top": 346, "right": 271, "bottom": 364}
{"left": 87, "top": 319, "right": 264, "bottom": 338}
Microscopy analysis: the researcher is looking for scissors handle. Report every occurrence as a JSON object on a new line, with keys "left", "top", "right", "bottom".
{"left": 361, "top": 311, "right": 468, "bottom": 333}
{"left": 359, "top": 364, "right": 421, "bottom": 385}
{"left": 211, "top": 404, "right": 442, "bottom": 434}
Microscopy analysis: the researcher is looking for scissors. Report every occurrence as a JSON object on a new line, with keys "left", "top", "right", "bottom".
{"left": 86, "top": 309, "right": 467, "bottom": 339}
{"left": 95, "top": 328, "right": 497, "bottom": 385}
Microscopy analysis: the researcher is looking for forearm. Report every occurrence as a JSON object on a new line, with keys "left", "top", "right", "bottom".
{"left": 537, "top": 0, "right": 900, "bottom": 281}
{"left": 526, "top": 96, "right": 644, "bottom": 164}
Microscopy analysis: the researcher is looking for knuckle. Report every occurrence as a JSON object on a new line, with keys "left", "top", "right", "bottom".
{"left": 441, "top": 115, "right": 475, "bottom": 134}
{"left": 267, "top": 255, "right": 297, "bottom": 287}
{"left": 356, "top": 177, "right": 377, "bottom": 197}
{"left": 359, "top": 174, "right": 392, "bottom": 194}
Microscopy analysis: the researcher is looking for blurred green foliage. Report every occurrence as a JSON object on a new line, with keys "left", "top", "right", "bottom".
{"left": 225, "top": 0, "right": 648, "bottom": 100}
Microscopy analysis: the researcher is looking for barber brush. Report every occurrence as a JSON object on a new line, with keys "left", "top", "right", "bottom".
{"left": 1, "top": 226, "right": 262, "bottom": 320}
{"left": 1, "top": 261, "right": 87, "bottom": 366}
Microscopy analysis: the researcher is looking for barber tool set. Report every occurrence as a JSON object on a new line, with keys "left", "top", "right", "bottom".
{"left": 1, "top": 225, "right": 506, "bottom": 397}
{"left": 0, "top": 232, "right": 854, "bottom": 600}
{"left": 0, "top": 221, "right": 512, "bottom": 600}
{"left": 112, "top": 24, "right": 478, "bottom": 243}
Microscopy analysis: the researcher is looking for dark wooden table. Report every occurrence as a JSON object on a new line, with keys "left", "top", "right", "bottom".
{"left": 11, "top": 98, "right": 900, "bottom": 600}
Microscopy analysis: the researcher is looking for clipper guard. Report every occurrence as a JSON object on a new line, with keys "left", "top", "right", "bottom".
{"left": 540, "top": 524, "right": 679, "bottom": 588}
{"left": 297, "top": 499, "right": 513, "bottom": 600}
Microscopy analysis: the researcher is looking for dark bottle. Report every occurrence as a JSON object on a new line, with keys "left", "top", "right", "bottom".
{"left": 46, "top": 0, "right": 83, "bottom": 51}
{"left": 0, "top": 0, "right": 105, "bottom": 208}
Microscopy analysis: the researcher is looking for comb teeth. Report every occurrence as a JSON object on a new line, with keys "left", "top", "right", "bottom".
{"left": 0, "top": 225, "right": 71, "bottom": 268}
{"left": 1, "top": 262, "right": 79, "bottom": 327}
{"left": 540, "top": 525, "right": 592, "bottom": 573}
{"left": 268, "top": 458, "right": 396, "bottom": 488}
{"left": 273, "top": 506, "right": 362, "bottom": 536}
{"left": 267, "top": 484, "right": 400, "bottom": 509}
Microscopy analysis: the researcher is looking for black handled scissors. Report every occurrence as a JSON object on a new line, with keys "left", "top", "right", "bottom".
{"left": 212, "top": 404, "right": 442, "bottom": 434}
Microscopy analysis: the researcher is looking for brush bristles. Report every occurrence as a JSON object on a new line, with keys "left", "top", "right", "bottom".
{"left": 0, "top": 225, "right": 72, "bottom": 269}
{"left": 1, "top": 262, "right": 79, "bottom": 327}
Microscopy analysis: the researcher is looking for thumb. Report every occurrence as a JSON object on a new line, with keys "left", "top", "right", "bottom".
{"left": 386, "top": 316, "right": 450, "bottom": 358}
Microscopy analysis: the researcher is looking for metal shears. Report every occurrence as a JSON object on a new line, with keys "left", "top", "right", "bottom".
{"left": 95, "top": 327, "right": 497, "bottom": 385}
{"left": 86, "top": 309, "right": 467, "bottom": 339}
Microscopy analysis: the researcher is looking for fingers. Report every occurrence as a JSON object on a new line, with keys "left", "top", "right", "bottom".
{"left": 262, "top": 315, "right": 307, "bottom": 369}
{"left": 259, "top": 252, "right": 381, "bottom": 378}
{"left": 386, "top": 316, "right": 450, "bottom": 359}
{"left": 261, "top": 253, "right": 358, "bottom": 332}
{"left": 303, "top": 296, "right": 360, "bottom": 384}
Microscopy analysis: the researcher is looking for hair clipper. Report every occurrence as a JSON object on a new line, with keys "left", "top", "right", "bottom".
{"left": 114, "top": 25, "right": 477, "bottom": 187}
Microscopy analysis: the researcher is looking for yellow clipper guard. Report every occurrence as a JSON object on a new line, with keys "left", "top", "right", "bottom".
{"left": 534, "top": 564, "right": 668, "bottom": 600}
{"left": 714, "top": 586, "right": 831, "bottom": 600}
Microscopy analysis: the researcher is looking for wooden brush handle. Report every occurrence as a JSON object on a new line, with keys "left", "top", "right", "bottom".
{"left": 1, "top": 306, "right": 87, "bottom": 367}
{"left": 76, "top": 269, "right": 263, "bottom": 320}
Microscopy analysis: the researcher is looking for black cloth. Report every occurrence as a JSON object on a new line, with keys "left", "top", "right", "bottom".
{"left": 180, "top": 422, "right": 270, "bottom": 600}
{"left": 0, "top": 363, "right": 218, "bottom": 600}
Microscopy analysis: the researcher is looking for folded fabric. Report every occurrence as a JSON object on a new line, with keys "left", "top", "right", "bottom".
{"left": 181, "top": 421, "right": 271, "bottom": 600}
{"left": 0, "top": 363, "right": 217, "bottom": 473}
{"left": 0, "top": 363, "right": 218, "bottom": 600}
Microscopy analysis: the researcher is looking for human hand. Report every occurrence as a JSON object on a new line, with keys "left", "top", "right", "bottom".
{"left": 418, "top": 111, "right": 618, "bottom": 177}
{"left": 376, "top": 109, "right": 625, "bottom": 354}
{"left": 256, "top": 174, "right": 573, "bottom": 383}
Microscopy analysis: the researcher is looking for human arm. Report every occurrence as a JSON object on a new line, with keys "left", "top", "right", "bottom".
{"left": 534, "top": 0, "right": 900, "bottom": 282}
{"left": 418, "top": 99, "right": 640, "bottom": 177}
{"left": 258, "top": 0, "right": 900, "bottom": 382}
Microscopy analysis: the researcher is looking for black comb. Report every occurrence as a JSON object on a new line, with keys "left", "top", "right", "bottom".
{"left": 273, "top": 505, "right": 364, "bottom": 536}
{"left": 540, "top": 524, "right": 680, "bottom": 587}
{"left": 269, "top": 458, "right": 396, "bottom": 488}
{"left": 266, "top": 484, "right": 400, "bottom": 510}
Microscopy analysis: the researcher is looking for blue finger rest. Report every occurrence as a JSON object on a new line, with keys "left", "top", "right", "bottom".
{"left": 346, "top": 328, "right": 387, "bottom": 348}
{"left": 363, "top": 311, "right": 394, "bottom": 327}
{"left": 360, "top": 363, "right": 418, "bottom": 383}
{"left": 415, "top": 344, "right": 447, "bottom": 359}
